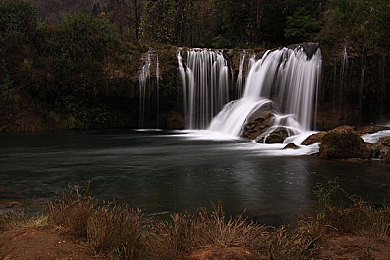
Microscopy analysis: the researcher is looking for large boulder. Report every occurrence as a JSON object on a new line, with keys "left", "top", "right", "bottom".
{"left": 319, "top": 126, "right": 370, "bottom": 159}
{"left": 240, "top": 103, "right": 275, "bottom": 140}
{"left": 256, "top": 127, "right": 289, "bottom": 144}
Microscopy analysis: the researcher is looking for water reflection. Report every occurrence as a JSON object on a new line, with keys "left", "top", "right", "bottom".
{"left": 0, "top": 131, "right": 390, "bottom": 225}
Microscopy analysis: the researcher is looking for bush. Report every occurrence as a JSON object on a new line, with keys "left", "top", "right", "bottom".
{"left": 212, "top": 35, "right": 233, "bottom": 49}
{"left": 58, "top": 13, "right": 120, "bottom": 62}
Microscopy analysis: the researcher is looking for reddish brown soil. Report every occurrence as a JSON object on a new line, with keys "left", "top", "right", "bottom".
{"left": 0, "top": 226, "right": 95, "bottom": 260}
{"left": 317, "top": 234, "right": 390, "bottom": 259}
{"left": 1, "top": 226, "right": 390, "bottom": 259}
{"left": 187, "top": 247, "right": 261, "bottom": 260}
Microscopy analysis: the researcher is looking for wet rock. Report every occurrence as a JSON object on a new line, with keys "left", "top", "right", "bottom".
{"left": 331, "top": 125, "right": 357, "bottom": 133}
{"left": 302, "top": 132, "right": 326, "bottom": 145}
{"left": 240, "top": 102, "right": 275, "bottom": 140}
{"left": 166, "top": 112, "right": 184, "bottom": 130}
{"left": 374, "top": 137, "right": 390, "bottom": 161}
{"left": 319, "top": 126, "right": 370, "bottom": 159}
{"left": 283, "top": 143, "right": 300, "bottom": 149}
{"left": 358, "top": 125, "right": 390, "bottom": 135}
{"left": 256, "top": 127, "right": 289, "bottom": 144}
{"left": 287, "top": 42, "right": 320, "bottom": 59}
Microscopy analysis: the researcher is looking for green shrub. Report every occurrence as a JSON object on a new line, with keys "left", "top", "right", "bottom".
{"left": 212, "top": 35, "right": 233, "bottom": 49}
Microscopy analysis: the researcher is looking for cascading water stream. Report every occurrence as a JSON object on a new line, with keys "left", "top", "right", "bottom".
{"left": 210, "top": 45, "right": 322, "bottom": 139}
{"left": 236, "top": 53, "right": 245, "bottom": 99}
{"left": 178, "top": 48, "right": 230, "bottom": 129}
{"left": 340, "top": 47, "right": 348, "bottom": 113}
{"left": 139, "top": 50, "right": 160, "bottom": 129}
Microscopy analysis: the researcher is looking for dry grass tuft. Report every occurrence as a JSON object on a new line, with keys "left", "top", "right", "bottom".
{"left": 0, "top": 210, "right": 48, "bottom": 233}
{"left": 47, "top": 184, "right": 95, "bottom": 237}
{"left": 87, "top": 202, "right": 145, "bottom": 258}
{"left": 148, "top": 203, "right": 268, "bottom": 259}
{"left": 23, "top": 181, "right": 390, "bottom": 259}
{"left": 47, "top": 183, "right": 145, "bottom": 259}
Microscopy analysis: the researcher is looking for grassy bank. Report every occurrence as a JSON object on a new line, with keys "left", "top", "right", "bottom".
{"left": 1, "top": 182, "right": 389, "bottom": 259}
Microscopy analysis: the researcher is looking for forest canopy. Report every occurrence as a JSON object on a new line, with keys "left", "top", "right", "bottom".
{"left": 1, "top": 0, "right": 390, "bottom": 130}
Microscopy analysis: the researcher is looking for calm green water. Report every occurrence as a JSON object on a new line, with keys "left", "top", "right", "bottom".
{"left": 1, "top": 130, "right": 390, "bottom": 224}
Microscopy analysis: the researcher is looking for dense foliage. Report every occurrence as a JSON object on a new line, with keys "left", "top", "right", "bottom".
{"left": 319, "top": 0, "right": 390, "bottom": 52}
{"left": 0, "top": 0, "right": 389, "bottom": 131}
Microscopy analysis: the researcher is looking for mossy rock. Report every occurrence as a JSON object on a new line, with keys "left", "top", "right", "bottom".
{"left": 319, "top": 129, "right": 370, "bottom": 159}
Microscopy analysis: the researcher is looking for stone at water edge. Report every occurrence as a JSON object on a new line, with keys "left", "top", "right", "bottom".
{"left": 319, "top": 127, "right": 371, "bottom": 159}
{"left": 256, "top": 127, "right": 289, "bottom": 144}
{"left": 240, "top": 103, "right": 276, "bottom": 140}
{"left": 302, "top": 132, "right": 326, "bottom": 145}
{"left": 283, "top": 143, "right": 300, "bottom": 149}
{"left": 358, "top": 125, "right": 390, "bottom": 135}
{"left": 369, "top": 136, "right": 390, "bottom": 161}
{"left": 302, "top": 125, "right": 356, "bottom": 146}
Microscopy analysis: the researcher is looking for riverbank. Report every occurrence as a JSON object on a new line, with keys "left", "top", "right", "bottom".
{"left": 1, "top": 183, "right": 389, "bottom": 259}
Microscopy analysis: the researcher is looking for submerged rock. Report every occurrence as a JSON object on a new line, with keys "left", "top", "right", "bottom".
{"left": 256, "top": 127, "right": 289, "bottom": 144}
{"left": 283, "top": 143, "right": 300, "bottom": 149}
{"left": 319, "top": 126, "right": 370, "bottom": 159}
{"left": 240, "top": 103, "right": 275, "bottom": 140}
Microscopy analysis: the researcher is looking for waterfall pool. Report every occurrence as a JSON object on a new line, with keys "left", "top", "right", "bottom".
{"left": 1, "top": 130, "right": 390, "bottom": 225}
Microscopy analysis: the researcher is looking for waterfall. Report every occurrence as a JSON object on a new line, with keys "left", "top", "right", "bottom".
{"left": 340, "top": 47, "right": 348, "bottom": 111}
{"left": 139, "top": 50, "right": 160, "bottom": 129}
{"left": 178, "top": 48, "right": 230, "bottom": 129}
{"left": 209, "top": 45, "right": 322, "bottom": 137}
{"left": 236, "top": 53, "right": 245, "bottom": 99}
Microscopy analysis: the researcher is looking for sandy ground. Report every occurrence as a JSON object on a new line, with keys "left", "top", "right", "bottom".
{"left": 0, "top": 226, "right": 95, "bottom": 260}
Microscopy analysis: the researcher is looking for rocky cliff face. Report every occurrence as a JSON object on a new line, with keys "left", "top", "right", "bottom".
{"left": 317, "top": 44, "right": 390, "bottom": 129}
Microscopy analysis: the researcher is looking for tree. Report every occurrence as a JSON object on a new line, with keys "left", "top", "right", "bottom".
{"left": 58, "top": 13, "right": 119, "bottom": 62}
{"left": 284, "top": 7, "right": 321, "bottom": 44}
{"left": 0, "top": 0, "right": 38, "bottom": 91}
{"left": 32, "top": 13, "right": 120, "bottom": 103}
{"left": 109, "top": 0, "right": 143, "bottom": 40}
{"left": 320, "top": 0, "right": 390, "bottom": 51}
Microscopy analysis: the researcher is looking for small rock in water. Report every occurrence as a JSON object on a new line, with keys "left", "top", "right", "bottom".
{"left": 283, "top": 143, "right": 300, "bottom": 149}
{"left": 302, "top": 132, "right": 326, "bottom": 145}
{"left": 256, "top": 127, "right": 289, "bottom": 143}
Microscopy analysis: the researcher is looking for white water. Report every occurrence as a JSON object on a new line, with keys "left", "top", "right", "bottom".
{"left": 362, "top": 130, "right": 390, "bottom": 143}
{"left": 236, "top": 53, "right": 245, "bottom": 99}
{"left": 139, "top": 51, "right": 151, "bottom": 128}
{"left": 178, "top": 48, "right": 230, "bottom": 129}
{"left": 171, "top": 129, "right": 320, "bottom": 155}
{"left": 210, "top": 46, "right": 322, "bottom": 139}
{"left": 139, "top": 50, "right": 159, "bottom": 128}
